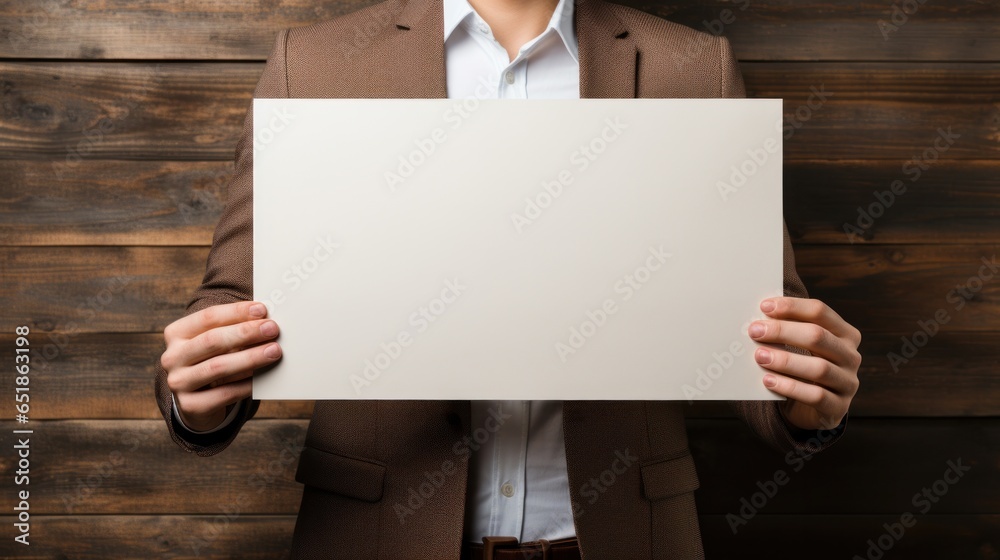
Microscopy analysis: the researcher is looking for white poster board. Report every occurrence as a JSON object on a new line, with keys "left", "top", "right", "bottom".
{"left": 253, "top": 99, "right": 784, "bottom": 401}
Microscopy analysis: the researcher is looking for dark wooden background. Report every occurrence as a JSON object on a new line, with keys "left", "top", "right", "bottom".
{"left": 1, "top": 0, "right": 998, "bottom": 558}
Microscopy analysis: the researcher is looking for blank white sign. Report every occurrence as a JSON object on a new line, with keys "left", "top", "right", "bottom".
{"left": 252, "top": 98, "right": 784, "bottom": 401}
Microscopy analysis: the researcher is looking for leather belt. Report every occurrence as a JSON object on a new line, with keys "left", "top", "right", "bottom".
{"left": 461, "top": 536, "right": 581, "bottom": 560}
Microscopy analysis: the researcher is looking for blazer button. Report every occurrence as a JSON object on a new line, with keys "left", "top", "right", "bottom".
{"left": 445, "top": 412, "right": 462, "bottom": 428}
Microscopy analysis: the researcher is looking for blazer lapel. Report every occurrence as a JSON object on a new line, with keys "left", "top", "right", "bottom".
{"left": 393, "top": 0, "right": 449, "bottom": 98}
{"left": 576, "top": 0, "right": 638, "bottom": 98}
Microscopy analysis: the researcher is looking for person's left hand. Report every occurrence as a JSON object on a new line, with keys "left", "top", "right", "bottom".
{"left": 748, "top": 297, "right": 862, "bottom": 431}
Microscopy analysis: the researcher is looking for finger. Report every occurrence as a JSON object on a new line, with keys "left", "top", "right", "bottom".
{"left": 762, "top": 371, "right": 832, "bottom": 412}
{"left": 176, "top": 379, "right": 252, "bottom": 426}
{"left": 761, "top": 297, "right": 861, "bottom": 347}
{"left": 182, "top": 318, "right": 280, "bottom": 367}
{"left": 754, "top": 346, "right": 859, "bottom": 396}
{"left": 749, "top": 319, "right": 855, "bottom": 367}
{"left": 164, "top": 301, "right": 268, "bottom": 343}
{"left": 169, "top": 342, "right": 281, "bottom": 394}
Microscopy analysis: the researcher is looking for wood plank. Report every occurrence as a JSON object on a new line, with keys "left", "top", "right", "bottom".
{"left": 4, "top": 158, "right": 997, "bottom": 246}
{"left": 0, "top": 246, "right": 208, "bottom": 333}
{"left": 794, "top": 243, "right": 1000, "bottom": 335}
{"left": 0, "top": 515, "right": 297, "bottom": 559}
{"left": 3, "top": 245, "right": 998, "bottom": 333}
{"left": 0, "top": 331, "right": 994, "bottom": 419}
{"left": 0, "top": 0, "right": 382, "bottom": 60}
{"left": 0, "top": 333, "right": 314, "bottom": 420}
{"left": 0, "top": 62, "right": 256, "bottom": 161}
{"left": 1, "top": 62, "right": 997, "bottom": 161}
{"left": 785, "top": 160, "right": 1000, "bottom": 245}
{"left": 699, "top": 514, "right": 1000, "bottom": 560}
{"left": 631, "top": 0, "right": 1000, "bottom": 62}
{"left": 0, "top": 418, "right": 995, "bottom": 515}
{"left": 1, "top": 0, "right": 997, "bottom": 61}
{"left": 0, "top": 419, "right": 308, "bottom": 515}
{"left": 689, "top": 418, "right": 1000, "bottom": 515}
{"left": 0, "top": 514, "right": 994, "bottom": 559}
{"left": 0, "top": 160, "right": 233, "bottom": 246}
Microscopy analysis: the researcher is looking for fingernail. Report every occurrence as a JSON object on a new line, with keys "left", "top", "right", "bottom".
{"left": 763, "top": 374, "right": 777, "bottom": 388}
{"left": 249, "top": 303, "right": 266, "bottom": 318}
{"left": 749, "top": 323, "right": 765, "bottom": 339}
{"left": 260, "top": 321, "right": 278, "bottom": 338}
{"left": 755, "top": 348, "right": 772, "bottom": 364}
{"left": 264, "top": 343, "right": 281, "bottom": 359}
{"left": 761, "top": 300, "right": 776, "bottom": 313}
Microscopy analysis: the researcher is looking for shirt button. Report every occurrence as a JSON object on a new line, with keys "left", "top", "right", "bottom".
{"left": 504, "top": 71, "right": 515, "bottom": 85}
{"left": 476, "top": 21, "right": 489, "bottom": 34}
{"left": 500, "top": 482, "right": 515, "bottom": 497}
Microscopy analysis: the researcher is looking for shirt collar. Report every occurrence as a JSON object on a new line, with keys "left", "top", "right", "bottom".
{"left": 442, "top": 0, "right": 579, "bottom": 62}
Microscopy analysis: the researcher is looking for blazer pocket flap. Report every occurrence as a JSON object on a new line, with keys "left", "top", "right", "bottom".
{"left": 295, "top": 445, "right": 387, "bottom": 503}
{"left": 640, "top": 453, "right": 700, "bottom": 501}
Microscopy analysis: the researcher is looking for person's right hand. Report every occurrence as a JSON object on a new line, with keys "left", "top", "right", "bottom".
{"left": 161, "top": 301, "right": 282, "bottom": 432}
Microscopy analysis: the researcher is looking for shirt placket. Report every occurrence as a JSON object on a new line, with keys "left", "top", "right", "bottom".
{"left": 488, "top": 400, "right": 529, "bottom": 537}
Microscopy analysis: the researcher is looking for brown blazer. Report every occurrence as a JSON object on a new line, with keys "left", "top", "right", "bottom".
{"left": 154, "top": 1, "right": 843, "bottom": 558}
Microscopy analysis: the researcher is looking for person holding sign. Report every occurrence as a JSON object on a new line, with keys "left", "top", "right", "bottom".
{"left": 155, "top": 0, "right": 862, "bottom": 558}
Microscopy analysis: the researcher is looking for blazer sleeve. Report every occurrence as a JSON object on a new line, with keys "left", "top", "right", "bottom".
{"left": 154, "top": 29, "right": 291, "bottom": 456}
{"left": 714, "top": 35, "right": 847, "bottom": 454}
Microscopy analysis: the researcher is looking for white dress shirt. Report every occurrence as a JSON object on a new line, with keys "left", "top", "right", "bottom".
{"left": 443, "top": 0, "right": 578, "bottom": 543}
{"left": 173, "top": 0, "right": 580, "bottom": 543}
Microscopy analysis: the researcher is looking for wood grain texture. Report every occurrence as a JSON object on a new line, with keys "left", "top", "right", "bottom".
{"left": 1, "top": 0, "right": 998, "bottom": 61}
{"left": 0, "top": 418, "right": 994, "bottom": 515}
{"left": 0, "top": 332, "right": 994, "bottom": 419}
{"left": 689, "top": 418, "right": 999, "bottom": 515}
{"left": 0, "top": 160, "right": 233, "bottom": 246}
{"left": 0, "top": 515, "right": 297, "bottom": 559}
{"left": 0, "top": 514, "right": 995, "bottom": 559}
{"left": 0, "top": 419, "right": 308, "bottom": 515}
{"left": 0, "top": 246, "right": 209, "bottom": 333}
{"left": 699, "top": 514, "right": 1000, "bottom": 560}
{"left": 0, "top": 0, "right": 997, "bottom": 555}
{"left": 3, "top": 245, "right": 997, "bottom": 333}
{"left": 1, "top": 62, "right": 998, "bottom": 161}
{"left": 785, "top": 160, "right": 1000, "bottom": 245}
{"left": 794, "top": 243, "right": 1000, "bottom": 335}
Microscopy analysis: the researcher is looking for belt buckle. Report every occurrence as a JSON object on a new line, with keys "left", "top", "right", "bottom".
{"left": 482, "top": 536, "right": 519, "bottom": 559}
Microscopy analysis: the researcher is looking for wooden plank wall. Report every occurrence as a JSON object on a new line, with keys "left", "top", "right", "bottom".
{"left": 1, "top": 0, "right": 998, "bottom": 557}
